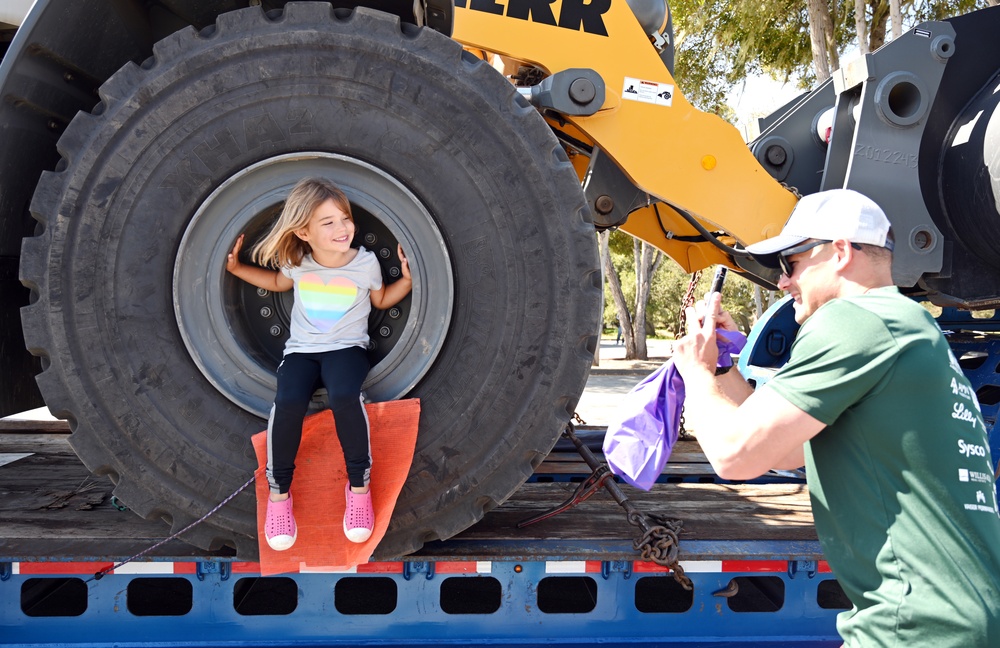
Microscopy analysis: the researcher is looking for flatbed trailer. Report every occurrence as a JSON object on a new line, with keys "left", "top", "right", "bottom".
{"left": 1, "top": 421, "right": 843, "bottom": 647}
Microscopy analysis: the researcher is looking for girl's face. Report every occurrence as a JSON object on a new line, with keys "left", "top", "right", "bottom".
{"left": 295, "top": 198, "right": 355, "bottom": 258}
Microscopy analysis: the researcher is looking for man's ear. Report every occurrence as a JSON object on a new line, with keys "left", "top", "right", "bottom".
{"left": 833, "top": 239, "right": 854, "bottom": 269}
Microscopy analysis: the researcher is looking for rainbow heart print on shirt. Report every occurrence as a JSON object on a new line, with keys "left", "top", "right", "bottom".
{"left": 298, "top": 273, "right": 358, "bottom": 331}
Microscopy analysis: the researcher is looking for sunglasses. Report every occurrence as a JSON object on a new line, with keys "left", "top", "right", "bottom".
{"left": 778, "top": 240, "right": 862, "bottom": 277}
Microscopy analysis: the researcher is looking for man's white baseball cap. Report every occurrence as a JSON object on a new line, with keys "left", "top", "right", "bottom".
{"left": 746, "top": 189, "right": 893, "bottom": 267}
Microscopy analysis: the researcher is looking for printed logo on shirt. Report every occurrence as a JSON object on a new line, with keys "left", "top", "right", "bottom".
{"left": 949, "top": 377, "right": 975, "bottom": 401}
{"left": 952, "top": 402, "right": 982, "bottom": 428}
{"left": 958, "top": 439, "right": 987, "bottom": 458}
{"left": 959, "top": 468, "right": 993, "bottom": 484}
{"left": 299, "top": 273, "right": 358, "bottom": 331}
{"left": 963, "top": 489, "right": 999, "bottom": 514}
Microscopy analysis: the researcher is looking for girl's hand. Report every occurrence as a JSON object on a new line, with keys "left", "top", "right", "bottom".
{"left": 397, "top": 244, "right": 411, "bottom": 280}
{"left": 226, "top": 234, "right": 244, "bottom": 273}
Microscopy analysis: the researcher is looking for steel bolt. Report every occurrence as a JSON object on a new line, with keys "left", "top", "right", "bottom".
{"left": 379, "top": 325, "right": 392, "bottom": 338}
{"left": 595, "top": 195, "right": 614, "bottom": 215}
{"left": 389, "top": 267, "right": 400, "bottom": 278}
{"left": 766, "top": 144, "right": 787, "bottom": 166}
{"left": 364, "top": 232, "right": 377, "bottom": 245}
{"left": 256, "top": 287, "right": 269, "bottom": 297}
{"left": 388, "top": 307, "right": 401, "bottom": 319}
{"left": 269, "top": 325, "right": 282, "bottom": 337}
{"left": 259, "top": 306, "right": 273, "bottom": 318}
{"left": 569, "top": 78, "right": 597, "bottom": 105}
{"left": 379, "top": 247, "right": 391, "bottom": 259}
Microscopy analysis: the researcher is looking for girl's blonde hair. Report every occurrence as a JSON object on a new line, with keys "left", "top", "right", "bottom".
{"left": 252, "top": 177, "right": 353, "bottom": 268}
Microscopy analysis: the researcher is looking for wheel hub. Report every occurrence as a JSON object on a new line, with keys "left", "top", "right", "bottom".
{"left": 173, "top": 153, "right": 453, "bottom": 417}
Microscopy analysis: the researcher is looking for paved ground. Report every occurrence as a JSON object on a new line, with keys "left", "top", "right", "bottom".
{"left": 4, "top": 338, "right": 673, "bottom": 428}
{"left": 576, "top": 338, "right": 672, "bottom": 426}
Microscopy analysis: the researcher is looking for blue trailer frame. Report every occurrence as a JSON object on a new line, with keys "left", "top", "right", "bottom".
{"left": 2, "top": 557, "right": 843, "bottom": 646}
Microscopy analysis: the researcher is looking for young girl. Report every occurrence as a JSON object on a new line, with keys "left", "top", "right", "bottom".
{"left": 226, "top": 177, "right": 412, "bottom": 551}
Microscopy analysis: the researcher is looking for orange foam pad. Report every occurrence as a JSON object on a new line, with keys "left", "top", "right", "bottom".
{"left": 252, "top": 399, "right": 420, "bottom": 576}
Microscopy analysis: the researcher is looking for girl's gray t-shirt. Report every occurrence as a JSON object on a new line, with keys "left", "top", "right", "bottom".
{"left": 280, "top": 248, "right": 382, "bottom": 355}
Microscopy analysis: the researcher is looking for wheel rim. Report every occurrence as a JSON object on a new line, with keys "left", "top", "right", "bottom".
{"left": 173, "top": 152, "right": 453, "bottom": 417}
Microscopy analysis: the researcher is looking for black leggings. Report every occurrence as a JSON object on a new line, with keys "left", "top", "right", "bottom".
{"left": 266, "top": 347, "right": 371, "bottom": 494}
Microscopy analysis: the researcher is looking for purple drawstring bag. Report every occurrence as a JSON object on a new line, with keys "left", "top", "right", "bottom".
{"left": 602, "top": 330, "right": 747, "bottom": 490}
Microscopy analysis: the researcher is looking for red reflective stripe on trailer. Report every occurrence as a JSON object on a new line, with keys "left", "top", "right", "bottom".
{"left": 356, "top": 562, "right": 404, "bottom": 573}
{"left": 721, "top": 560, "right": 788, "bottom": 572}
{"left": 818, "top": 561, "right": 832, "bottom": 573}
{"left": 435, "top": 562, "right": 490, "bottom": 574}
{"left": 232, "top": 562, "right": 261, "bottom": 573}
{"left": 633, "top": 561, "right": 671, "bottom": 573}
{"left": 17, "top": 562, "right": 115, "bottom": 575}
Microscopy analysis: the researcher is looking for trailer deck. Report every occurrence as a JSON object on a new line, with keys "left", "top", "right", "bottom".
{"left": 0, "top": 422, "right": 819, "bottom": 563}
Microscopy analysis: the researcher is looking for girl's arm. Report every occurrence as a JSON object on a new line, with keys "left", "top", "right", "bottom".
{"left": 226, "top": 234, "right": 294, "bottom": 292}
{"left": 370, "top": 244, "right": 412, "bottom": 309}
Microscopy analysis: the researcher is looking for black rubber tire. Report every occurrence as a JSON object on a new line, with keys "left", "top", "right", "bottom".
{"left": 19, "top": 3, "right": 600, "bottom": 559}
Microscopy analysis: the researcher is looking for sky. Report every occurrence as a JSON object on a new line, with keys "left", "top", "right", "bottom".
{"left": 726, "top": 75, "right": 805, "bottom": 142}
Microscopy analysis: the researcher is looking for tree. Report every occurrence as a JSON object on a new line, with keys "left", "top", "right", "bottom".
{"left": 671, "top": 0, "right": 988, "bottom": 95}
{"left": 601, "top": 228, "right": 771, "bottom": 348}
{"left": 807, "top": 0, "right": 838, "bottom": 80}
{"left": 600, "top": 230, "right": 665, "bottom": 360}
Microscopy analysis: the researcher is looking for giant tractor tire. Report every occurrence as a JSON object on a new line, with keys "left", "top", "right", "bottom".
{"left": 19, "top": 3, "right": 601, "bottom": 558}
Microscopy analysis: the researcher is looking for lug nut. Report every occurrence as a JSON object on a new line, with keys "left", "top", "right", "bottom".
{"left": 364, "top": 233, "right": 377, "bottom": 245}
{"left": 256, "top": 287, "right": 269, "bottom": 297}
{"left": 379, "top": 326, "right": 392, "bottom": 338}
{"left": 259, "top": 306, "right": 273, "bottom": 318}
{"left": 269, "top": 325, "right": 282, "bottom": 337}
{"left": 379, "top": 247, "right": 391, "bottom": 259}
{"left": 389, "top": 267, "right": 400, "bottom": 278}
{"left": 388, "top": 308, "right": 401, "bottom": 319}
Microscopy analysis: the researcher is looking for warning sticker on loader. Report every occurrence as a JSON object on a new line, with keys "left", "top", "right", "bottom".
{"left": 622, "top": 77, "right": 673, "bottom": 107}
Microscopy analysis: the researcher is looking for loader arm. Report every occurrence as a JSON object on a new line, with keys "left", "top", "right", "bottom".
{"left": 452, "top": 0, "right": 798, "bottom": 275}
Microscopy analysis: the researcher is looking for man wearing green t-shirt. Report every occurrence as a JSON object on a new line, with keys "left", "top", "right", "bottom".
{"left": 673, "top": 189, "right": 1000, "bottom": 646}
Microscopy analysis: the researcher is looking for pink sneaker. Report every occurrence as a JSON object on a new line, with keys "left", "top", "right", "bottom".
{"left": 344, "top": 483, "right": 374, "bottom": 543}
{"left": 264, "top": 495, "right": 297, "bottom": 551}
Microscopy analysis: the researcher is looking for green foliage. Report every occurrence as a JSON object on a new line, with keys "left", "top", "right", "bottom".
{"left": 603, "top": 232, "right": 766, "bottom": 337}
{"left": 671, "top": 0, "right": 989, "bottom": 98}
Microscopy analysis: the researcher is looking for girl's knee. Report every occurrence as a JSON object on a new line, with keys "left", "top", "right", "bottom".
{"left": 273, "top": 393, "right": 310, "bottom": 416}
{"left": 327, "top": 389, "right": 362, "bottom": 411}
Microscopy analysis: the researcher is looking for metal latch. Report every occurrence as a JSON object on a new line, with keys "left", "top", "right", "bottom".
{"left": 196, "top": 561, "right": 231, "bottom": 581}
{"left": 403, "top": 561, "right": 435, "bottom": 581}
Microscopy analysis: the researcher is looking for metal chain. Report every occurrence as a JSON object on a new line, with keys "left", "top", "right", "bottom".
{"left": 678, "top": 408, "right": 691, "bottom": 439}
{"left": 674, "top": 271, "right": 702, "bottom": 339}
{"left": 631, "top": 513, "right": 690, "bottom": 589}
{"left": 673, "top": 272, "right": 702, "bottom": 439}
